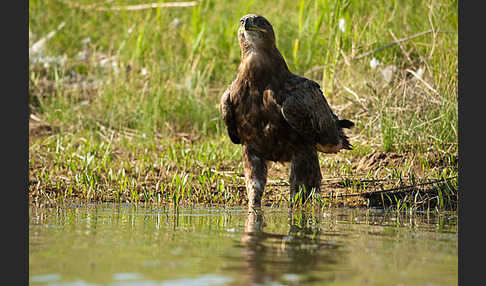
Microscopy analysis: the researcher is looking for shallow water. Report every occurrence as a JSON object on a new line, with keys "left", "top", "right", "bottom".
{"left": 29, "top": 203, "right": 457, "bottom": 286}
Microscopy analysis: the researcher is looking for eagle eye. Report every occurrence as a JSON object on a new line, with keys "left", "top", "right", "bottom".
{"left": 240, "top": 19, "right": 245, "bottom": 25}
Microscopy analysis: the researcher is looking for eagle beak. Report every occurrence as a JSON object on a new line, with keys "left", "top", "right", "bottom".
{"left": 244, "top": 18, "right": 266, "bottom": 33}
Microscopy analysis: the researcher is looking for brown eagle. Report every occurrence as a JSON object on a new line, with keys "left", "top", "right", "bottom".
{"left": 220, "top": 14, "right": 354, "bottom": 208}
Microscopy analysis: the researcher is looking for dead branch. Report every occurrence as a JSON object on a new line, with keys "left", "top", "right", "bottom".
{"left": 406, "top": 68, "right": 439, "bottom": 95}
{"left": 388, "top": 29, "right": 413, "bottom": 65}
{"left": 304, "top": 29, "right": 456, "bottom": 76}
{"left": 352, "top": 29, "right": 455, "bottom": 61}
{"left": 57, "top": 0, "right": 198, "bottom": 11}
{"left": 324, "top": 176, "right": 457, "bottom": 199}
{"left": 30, "top": 22, "right": 66, "bottom": 54}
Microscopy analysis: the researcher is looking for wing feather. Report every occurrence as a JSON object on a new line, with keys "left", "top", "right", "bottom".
{"left": 281, "top": 77, "right": 341, "bottom": 145}
{"left": 220, "top": 87, "right": 241, "bottom": 144}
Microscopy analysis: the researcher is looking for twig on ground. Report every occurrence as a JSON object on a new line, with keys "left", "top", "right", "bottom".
{"left": 30, "top": 22, "right": 66, "bottom": 54}
{"left": 406, "top": 68, "right": 440, "bottom": 96}
{"left": 57, "top": 0, "right": 198, "bottom": 11}
{"left": 341, "top": 85, "right": 369, "bottom": 113}
{"left": 304, "top": 29, "right": 456, "bottom": 76}
{"left": 351, "top": 29, "right": 455, "bottom": 61}
{"left": 388, "top": 29, "right": 413, "bottom": 65}
{"left": 323, "top": 176, "right": 456, "bottom": 199}
{"left": 30, "top": 114, "right": 45, "bottom": 123}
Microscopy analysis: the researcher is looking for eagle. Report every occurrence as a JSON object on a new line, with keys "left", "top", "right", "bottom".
{"left": 220, "top": 14, "right": 354, "bottom": 208}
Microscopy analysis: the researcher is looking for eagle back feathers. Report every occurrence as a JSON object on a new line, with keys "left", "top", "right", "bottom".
{"left": 281, "top": 76, "right": 339, "bottom": 143}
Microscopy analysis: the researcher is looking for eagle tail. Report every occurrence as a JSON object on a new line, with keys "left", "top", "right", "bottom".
{"left": 315, "top": 118, "right": 354, "bottom": 153}
{"left": 339, "top": 119, "right": 353, "bottom": 150}
{"left": 341, "top": 134, "right": 353, "bottom": 150}
{"left": 338, "top": 119, "right": 354, "bottom": 129}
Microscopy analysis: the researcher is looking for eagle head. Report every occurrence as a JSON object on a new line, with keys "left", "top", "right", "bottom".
{"left": 238, "top": 14, "right": 276, "bottom": 55}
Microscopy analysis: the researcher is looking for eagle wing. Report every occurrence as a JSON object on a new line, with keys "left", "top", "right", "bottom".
{"left": 281, "top": 76, "right": 351, "bottom": 151}
{"left": 220, "top": 87, "right": 241, "bottom": 144}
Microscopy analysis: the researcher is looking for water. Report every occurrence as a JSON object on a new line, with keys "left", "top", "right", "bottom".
{"left": 29, "top": 203, "right": 457, "bottom": 286}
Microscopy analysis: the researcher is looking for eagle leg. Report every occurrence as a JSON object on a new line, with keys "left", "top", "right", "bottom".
{"left": 242, "top": 145, "right": 267, "bottom": 209}
{"left": 289, "top": 146, "right": 322, "bottom": 206}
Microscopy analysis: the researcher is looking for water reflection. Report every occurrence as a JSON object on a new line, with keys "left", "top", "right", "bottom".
{"left": 240, "top": 208, "right": 346, "bottom": 285}
{"left": 29, "top": 204, "right": 458, "bottom": 286}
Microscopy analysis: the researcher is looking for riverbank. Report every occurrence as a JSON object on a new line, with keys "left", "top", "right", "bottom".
{"left": 29, "top": 0, "right": 458, "bottom": 211}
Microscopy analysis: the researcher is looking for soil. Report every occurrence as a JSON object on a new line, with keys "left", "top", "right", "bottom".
{"left": 29, "top": 118, "right": 59, "bottom": 140}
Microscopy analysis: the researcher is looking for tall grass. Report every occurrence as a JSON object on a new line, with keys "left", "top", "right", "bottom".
{"left": 29, "top": 0, "right": 457, "bottom": 207}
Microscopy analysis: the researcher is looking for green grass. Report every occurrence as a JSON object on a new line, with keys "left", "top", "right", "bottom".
{"left": 29, "top": 0, "right": 458, "bottom": 210}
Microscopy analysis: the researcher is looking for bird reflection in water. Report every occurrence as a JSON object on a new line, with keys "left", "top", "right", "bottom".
{"left": 239, "top": 208, "right": 344, "bottom": 285}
